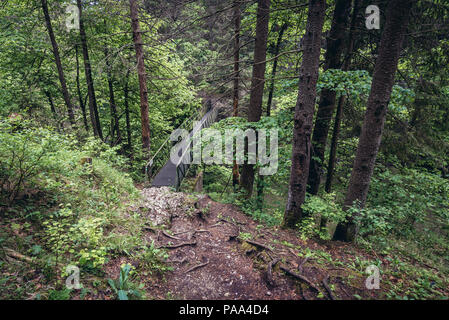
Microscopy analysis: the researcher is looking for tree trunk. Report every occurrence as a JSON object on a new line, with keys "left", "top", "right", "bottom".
{"left": 307, "top": 0, "right": 351, "bottom": 195}
{"left": 130, "top": 0, "right": 151, "bottom": 159}
{"left": 324, "top": 95, "right": 344, "bottom": 193}
{"left": 124, "top": 69, "right": 132, "bottom": 159}
{"left": 333, "top": 0, "right": 413, "bottom": 242}
{"left": 41, "top": 0, "right": 75, "bottom": 128}
{"left": 240, "top": 0, "right": 270, "bottom": 197}
{"left": 266, "top": 22, "right": 288, "bottom": 117}
{"left": 77, "top": 0, "right": 103, "bottom": 139}
{"left": 44, "top": 90, "right": 60, "bottom": 132}
{"left": 104, "top": 45, "right": 121, "bottom": 146}
{"left": 232, "top": 0, "right": 241, "bottom": 188}
{"left": 283, "top": 0, "right": 326, "bottom": 229}
{"left": 75, "top": 45, "right": 89, "bottom": 132}
{"left": 324, "top": 0, "right": 360, "bottom": 194}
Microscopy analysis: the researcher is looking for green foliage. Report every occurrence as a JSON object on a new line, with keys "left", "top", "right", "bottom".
{"left": 0, "top": 120, "right": 54, "bottom": 205}
{"left": 0, "top": 120, "right": 139, "bottom": 274}
{"left": 134, "top": 242, "right": 172, "bottom": 275}
{"left": 48, "top": 288, "right": 72, "bottom": 301}
{"left": 362, "top": 168, "right": 449, "bottom": 238}
{"left": 107, "top": 263, "right": 145, "bottom": 300}
{"left": 300, "top": 193, "right": 347, "bottom": 240}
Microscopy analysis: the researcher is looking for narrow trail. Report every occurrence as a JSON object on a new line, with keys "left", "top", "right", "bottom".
{"left": 113, "top": 187, "right": 380, "bottom": 300}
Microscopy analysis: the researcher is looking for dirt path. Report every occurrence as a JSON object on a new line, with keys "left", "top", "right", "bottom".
{"left": 121, "top": 187, "right": 377, "bottom": 300}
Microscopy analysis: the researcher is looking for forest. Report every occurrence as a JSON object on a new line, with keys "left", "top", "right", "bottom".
{"left": 0, "top": 0, "right": 448, "bottom": 302}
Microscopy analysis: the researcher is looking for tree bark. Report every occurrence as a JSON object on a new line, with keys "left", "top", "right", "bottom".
{"left": 44, "top": 90, "right": 60, "bottom": 132}
{"left": 232, "top": 0, "right": 241, "bottom": 188}
{"left": 104, "top": 44, "right": 121, "bottom": 146}
{"left": 41, "top": 0, "right": 75, "bottom": 128}
{"left": 130, "top": 0, "right": 151, "bottom": 159}
{"left": 266, "top": 22, "right": 288, "bottom": 117}
{"left": 283, "top": 0, "right": 326, "bottom": 229}
{"left": 307, "top": 0, "right": 351, "bottom": 195}
{"left": 333, "top": 0, "right": 413, "bottom": 242}
{"left": 240, "top": 0, "right": 270, "bottom": 197}
{"left": 77, "top": 0, "right": 103, "bottom": 139}
{"left": 124, "top": 69, "right": 132, "bottom": 158}
{"left": 324, "top": 95, "right": 344, "bottom": 193}
{"left": 75, "top": 45, "right": 89, "bottom": 132}
{"left": 325, "top": 0, "right": 360, "bottom": 194}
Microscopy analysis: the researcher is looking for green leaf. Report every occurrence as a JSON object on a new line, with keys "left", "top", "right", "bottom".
{"left": 118, "top": 290, "right": 128, "bottom": 300}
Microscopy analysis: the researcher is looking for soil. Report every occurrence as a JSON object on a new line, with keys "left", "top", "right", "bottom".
{"left": 105, "top": 187, "right": 382, "bottom": 300}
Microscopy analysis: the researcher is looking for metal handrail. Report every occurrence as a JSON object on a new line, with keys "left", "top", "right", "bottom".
{"left": 144, "top": 111, "right": 200, "bottom": 182}
{"left": 174, "top": 107, "right": 218, "bottom": 190}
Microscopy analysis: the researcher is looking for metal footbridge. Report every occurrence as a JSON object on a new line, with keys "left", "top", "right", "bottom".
{"left": 145, "top": 104, "right": 218, "bottom": 190}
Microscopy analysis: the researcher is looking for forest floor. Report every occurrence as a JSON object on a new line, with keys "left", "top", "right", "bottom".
{"left": 101, "top": 187, "right": 401, "bottom": 300}
{"left": 2, "top": 186, "right": 448, "bottom": 300}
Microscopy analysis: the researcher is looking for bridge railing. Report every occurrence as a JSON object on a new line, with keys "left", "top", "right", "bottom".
{"left": 145, "top": 103, "right": 218, "bottom": 187}
{"left": 145, "top": 111, "right": 200, "bottom": 182}
{"left": 174, "top": 106, "right": 218, "bottom": 190}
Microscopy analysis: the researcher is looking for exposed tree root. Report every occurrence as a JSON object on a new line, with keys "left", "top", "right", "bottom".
{"left": 160, "top": 241, "right": 197, "bottom": 249}
{"left": 265, "top": 258, "right": 280, "bottom": 287}
{"left": 185, "top": 260, "right": 209, "bottom": 273}
{"left": 322, "top": 275, "right": 336, "bottom": 300}
{"left": 280, "top": 265, "right": 322, "bottom": 294}
{"left": 246, "top": 239, "right": 273, "bottom": 252}
{"left": 162, "top": 230, "right": 183, "bottom": 241}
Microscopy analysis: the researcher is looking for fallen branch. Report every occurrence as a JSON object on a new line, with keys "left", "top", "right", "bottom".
{"left": 322, "top": 276, "right": 336, "bottom": 300}
{"left": 160, "top": 241, "right": 197, "bottom": 249}
{"left": 266, "top": 258, "right": 280, "bottom": 287}
{"left": 280, "top": 265, "right": 321, "bottom": 294}
{"left": 185, "top": 260, "right": 209, "bottom": 273}
{"left": 3, "top": 248, "right": 33, "bottom": 263}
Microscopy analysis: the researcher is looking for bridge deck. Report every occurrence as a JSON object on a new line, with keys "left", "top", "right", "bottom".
{"left": 150, "top": 108, "right": 215, "bottom": 187}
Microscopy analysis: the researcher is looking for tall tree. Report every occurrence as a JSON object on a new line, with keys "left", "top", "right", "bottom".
{"left": 283, "top": 0, "right": 326, "bottom": 229}
{"left": 40, "top": 0, "right": 75, "bottom": 127}
{"left": 75, "top": 44, "right": 89, "bottom": 132}
{"left": 123, "top": 68, "right": 132, "bottom": 159}
{"left": 325, "top": 0, "right": 360, "bottom": 193}
{"left": 333, "top": 0, "right": 414, "bottom": 242}
{"left": 266, "top": 22, "right": 288, "bottom": 117}
{"left": 104, "top": 44, "right": 121, "bottom": 146}
{"left": 240, "top": 0, "right": 270, "bottom": 197}
{"left": 307, "top": 0, "right": 352, "bottom": 195}
{"left": 130, "top": 0, "right": 151, "bottom": 158}
{"left": 77, "top": 0, "right": 103, "bottom": 139}
{"left": 232, "top": 0, "right": 241, "bottom": 188}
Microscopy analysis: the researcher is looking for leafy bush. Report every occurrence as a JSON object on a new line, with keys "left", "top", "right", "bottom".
{"left": 0, "top": 120, "right": 56, "bottom": 205}
{"left": 364, "top": 168, "right": 449, "bottom": 238}
{"left": 300, "top": 193, "right": 347, "bottom": 240}
{"left": 0, "top": 119, "right": 139, "bottom": 273}
{"left": 135, "top": 241, "right": 172, "bottom": 275}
